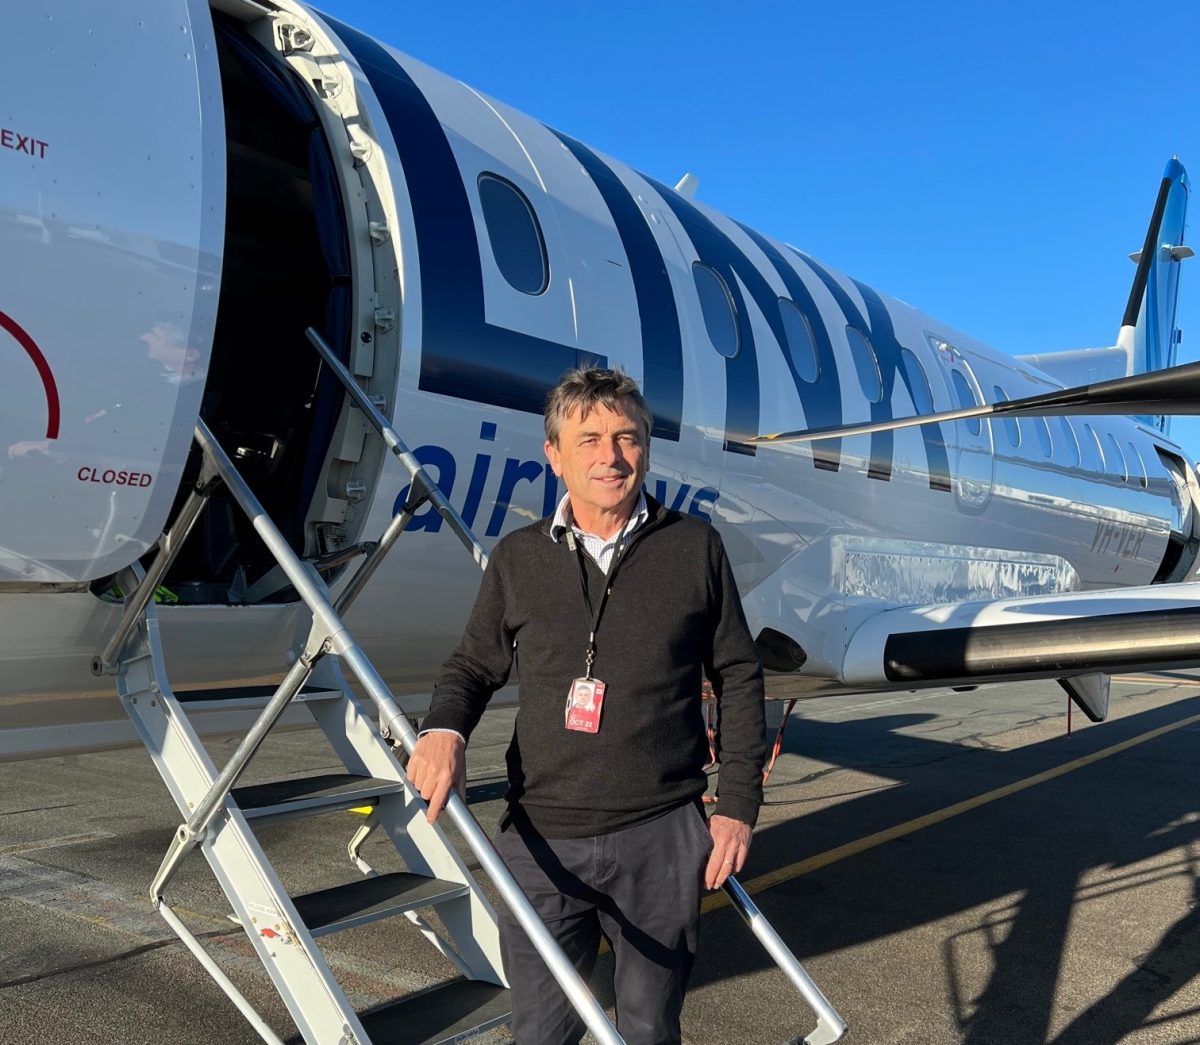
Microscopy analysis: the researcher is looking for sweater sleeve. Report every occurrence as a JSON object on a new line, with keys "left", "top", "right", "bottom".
{"left": 704, "top": 528, "right": 766, "bottom": 826}
{"left": 421, "top": 537, "right": 517, "bottom": 741}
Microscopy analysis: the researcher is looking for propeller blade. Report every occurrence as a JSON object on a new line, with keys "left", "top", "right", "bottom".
{"left": 752, "top": 359, "right": 1200, "bottom": 444}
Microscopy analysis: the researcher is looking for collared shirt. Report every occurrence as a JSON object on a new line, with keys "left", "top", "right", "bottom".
{"left": 550, "top": 491, "right": 648, "bottom": 572}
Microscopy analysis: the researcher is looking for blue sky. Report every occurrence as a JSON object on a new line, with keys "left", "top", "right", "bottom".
{"left": 315, "top": 1, "right": 1200, "bottom": 455}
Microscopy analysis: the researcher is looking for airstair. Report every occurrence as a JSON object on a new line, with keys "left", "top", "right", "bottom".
{"left": 91, "top": 328, "right": 847, "bottom": 1044}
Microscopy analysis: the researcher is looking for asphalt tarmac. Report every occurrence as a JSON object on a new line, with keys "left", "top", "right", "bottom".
{"left": 2, "top": 675, "right": 1200, "bottom": 1044}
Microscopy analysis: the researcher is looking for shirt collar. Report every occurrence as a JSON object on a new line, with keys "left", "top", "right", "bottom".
{"left": 550, "top": 491, "right": 648, "bottom": 543}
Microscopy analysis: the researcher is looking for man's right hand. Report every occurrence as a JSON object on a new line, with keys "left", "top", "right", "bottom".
{"left": 407, "top": 731, "right": 467, "bottom": 823}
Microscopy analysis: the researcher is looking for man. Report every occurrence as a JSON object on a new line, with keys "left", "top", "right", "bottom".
{"left": 408, "top": 368, "right": 765, "bottom": 1045}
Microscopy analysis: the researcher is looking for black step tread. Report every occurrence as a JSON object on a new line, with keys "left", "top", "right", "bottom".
{"left": 359, "top": 980, "right": 511, "bottom": 1044}
{"left": 174, "top": 684, "right": 341, "bottom": 703}
{"left": 294, "top": 871, "right": 469, "bottom": 933}
{"left": 232, "top": 772, "right": 399, "bottom": 812}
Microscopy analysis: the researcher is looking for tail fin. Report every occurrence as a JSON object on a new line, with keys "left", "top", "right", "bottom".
{"left": 1119, "top": 158, "right": 1191, "bottom": 429}
{"left": 1019, "top": 160, "right": 1191, "bottom": 411}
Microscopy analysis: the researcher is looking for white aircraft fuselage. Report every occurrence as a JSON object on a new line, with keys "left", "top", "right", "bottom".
{"left": 1, "top": 0, "right": 1194, "bottom": 759}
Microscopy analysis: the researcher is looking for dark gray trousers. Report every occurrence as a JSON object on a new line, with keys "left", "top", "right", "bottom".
{"left": 495, "top": 802, "right": 713, "bottom": 1045}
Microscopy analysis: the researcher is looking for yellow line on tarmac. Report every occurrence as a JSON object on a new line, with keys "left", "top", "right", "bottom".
{"left": 1114, "top": 675, "right": 1200, "bottom": 686}
{"left": 701, "top": 710, "right": 1200, "bottom": 916}
{"left": 0, "top": 830, "right": 115, "bottom": 857}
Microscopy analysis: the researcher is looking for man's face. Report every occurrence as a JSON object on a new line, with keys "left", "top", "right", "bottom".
{"left": 544, "top": 397, "right": 649, "bottom": 524}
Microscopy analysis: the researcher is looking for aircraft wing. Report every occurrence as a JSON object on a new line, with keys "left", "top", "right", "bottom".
{"left": 841, "top": 581, "right": 1200, "bottom": 718}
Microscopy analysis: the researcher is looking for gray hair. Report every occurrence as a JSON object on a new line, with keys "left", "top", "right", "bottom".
{"left": 544, "top": 368, "right": 653, "bottom": 445}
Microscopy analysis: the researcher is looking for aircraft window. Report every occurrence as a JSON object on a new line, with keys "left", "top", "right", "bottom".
{"left": 1034, "top": 417, "right": 1053, "bottom": 459}
{"left": 1055, "top": 417, "right": 1080, "bottom": 467}
{"left": 951, "top": 370, "right": 981, "bottom": 436}
{"left": 478, "top": 173, "right": 549, "bottom": 294}
{"left": 1082, "top": 423, "right": 1105, "bottom": 472}
{"left": 1105, "top": 433, "right": 1128, "bottom": 481}
{"left": 992, "top": 385, "right": 1020, "bottom": 448}
{"left": 899, "top": 348, "right": 933, "bottom": 415}
{"left": 1127, "top": 440, "right": 1148, "bottom": 488}
{"left": 845, "top": 327, "right": 882, "bottom": 402}
{"left": 693, "top": 263, "right": 739, "bottom": 358}
{"left": 778, "top": 299, "right": 819, "bottom": 382}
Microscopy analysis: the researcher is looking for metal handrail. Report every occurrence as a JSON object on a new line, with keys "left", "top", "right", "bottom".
{"left": 182, "top": 418, "right": 625, "bottom": 1045}
{"left": 149, "top": 645, "right": 318, "bottom": 901}
{"left": 93, "top": 455, "right": 221, "bottom": 676}
{"left": 723, "top": 877, "right": 847, "bottom": 1044}
{"left": 305, "top": 327, "right": 488, "bottom": 572}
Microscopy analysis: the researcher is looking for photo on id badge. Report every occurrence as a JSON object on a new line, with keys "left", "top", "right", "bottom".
{"left": 566, "top": 677, "right": 605, "bottom": 733}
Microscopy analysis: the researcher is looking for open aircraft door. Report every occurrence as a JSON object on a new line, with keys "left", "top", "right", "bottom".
{"left": 1, "top": 1, "right": 224, "bottom": 584}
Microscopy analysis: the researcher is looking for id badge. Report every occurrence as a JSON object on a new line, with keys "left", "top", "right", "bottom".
{"left": 565, "top": 677, "right": 606, "bottom": 733}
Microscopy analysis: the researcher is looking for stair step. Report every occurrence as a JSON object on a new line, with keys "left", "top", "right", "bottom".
{"left": 232, "top": 773, "right": 404, "bottom": 824}
{"left": 359, "top": 980, "right": 511, "bottom": 1045}
{"left": 295, "top": 871, "right": 470, "bottom": 937}
{"left": 173, "top": 684, "right": 343, "bottom": 712}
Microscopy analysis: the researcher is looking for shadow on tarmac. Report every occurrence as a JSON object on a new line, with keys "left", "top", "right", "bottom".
{"left": 687, "top": 695, "right": 1200, "bottom": 1045}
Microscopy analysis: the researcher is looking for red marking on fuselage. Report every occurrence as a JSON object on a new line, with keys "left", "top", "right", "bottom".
{"left": 0, "top": 310, "right": 60, "bottom": 439}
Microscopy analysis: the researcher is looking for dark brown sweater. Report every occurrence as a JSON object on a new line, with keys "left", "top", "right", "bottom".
{"left": 422, "top": 497, "right": 766, "bottom": 837}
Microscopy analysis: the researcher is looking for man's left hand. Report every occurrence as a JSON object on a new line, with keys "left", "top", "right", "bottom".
{"left": 704, "top": 814, "right": 751, "bottom": 890}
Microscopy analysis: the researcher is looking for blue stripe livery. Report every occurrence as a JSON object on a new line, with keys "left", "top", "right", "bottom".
{"left": 330, "top": 16, "right": 951, "bottom": 494}
{"left": 331, "top": 20, "right": 606, "bottom": 414}
{"left": 552, "top": 132, "right": 684, "bottom": 442}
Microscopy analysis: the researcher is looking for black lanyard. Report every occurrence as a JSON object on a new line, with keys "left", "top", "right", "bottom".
{"left": 567, "top": 529, "right": 627, "bottom": 680}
